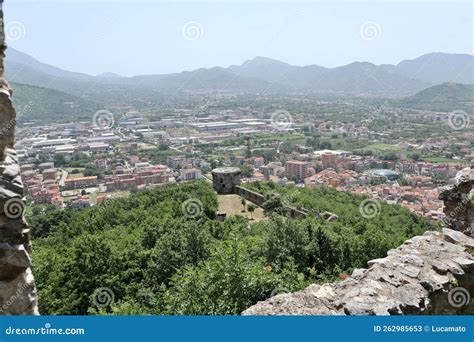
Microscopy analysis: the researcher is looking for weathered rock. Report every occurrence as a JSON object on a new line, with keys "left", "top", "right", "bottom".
{"left": 439, "top": 167, "right": 473, "bottom": 236}
{"left": 0, "top": 0, "right": 39, "bottom": 315}
{"left": 0, "top": 243, "right": 31, "bottom": 280}
{"left": 0, "top": 269, "right": 39, "bottom": 315}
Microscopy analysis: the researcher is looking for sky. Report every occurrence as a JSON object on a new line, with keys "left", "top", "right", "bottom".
{"left": 3, "top": 0, "right": 473, "bottom": 76}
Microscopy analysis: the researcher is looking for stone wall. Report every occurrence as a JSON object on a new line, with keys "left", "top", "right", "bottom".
{"left": 0, "top": 0, "right": 39, "bottom": 315}
{"left": 243, "top": 168, "right": 474, "bottom": 316}
{"left": 235, "top": 186, "right": 310, "bottom": 219}
{"left": 235, "top": 186, "right": 266, "bottom": 206}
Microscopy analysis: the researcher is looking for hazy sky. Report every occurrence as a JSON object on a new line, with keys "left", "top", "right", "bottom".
{"left": 4, "top": 0, "right": 473, "bottom": 76}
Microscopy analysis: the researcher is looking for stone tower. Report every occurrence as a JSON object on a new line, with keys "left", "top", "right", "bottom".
{"left": 0, "top": 0, "right": 39, "bottom": 315}
{"left": 211, "top": 167, "right": 241, "bottom": 194}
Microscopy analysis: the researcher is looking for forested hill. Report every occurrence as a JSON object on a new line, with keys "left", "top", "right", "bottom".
{"left": 11, "top": 82, "right": 100, "bottom": 124}
{"left": 30, "top": 181, "right": 436, "bottom": 315}
{"left": 397, "top": 82, "right": 474, "bottom": 112}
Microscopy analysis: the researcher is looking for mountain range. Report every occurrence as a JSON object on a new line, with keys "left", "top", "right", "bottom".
{"left": 5, "top": 48, "right": 474, "bottom": 99}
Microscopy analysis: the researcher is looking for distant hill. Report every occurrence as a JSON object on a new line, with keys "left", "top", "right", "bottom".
{"left": 4, "top": 48, "right": 474, "bottom": 98}
{"left": 397, "top": 53, "right": 474, "bottom": 85}
{"left": 305, "top": 62, "right": 428, "bottom": 94}
{"left": 11, "top": 82, "right": 100, "bottom": 124}
{"left": 97, "top": 72, "right": 124, "bottom": 79}
{"left": 226, "top": 57, "right": 428, "bottom": 94}
{"left": 5, "top": 48, "right": 95, "bottom": 95}
{"left": 128, "top": 66, "right": 283, "bottom": 93}
{"left": 397, "top": 82, "right": 474, "bottom": 112}
{"left": 227, "top": 56, "right": 328, "bottom": 90}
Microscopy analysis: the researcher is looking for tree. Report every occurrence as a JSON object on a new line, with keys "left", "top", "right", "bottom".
{"left": 239, "top": 165, "right": 253, "bottom": 178}
{"left": 279, "top": 141, "right": 294, "bottom": 154}
{"left": 29, "top": 180, "right": 437, "bottom": 316}
{"left": 54, "top": 154, "right": 66, "bottom": 166}
{"left": 320, "top": 141, "right": 332, "bottom": 149}
{"left": 162, "top": 238, "right": 300, "bottom": 315}
{"left": 408, "top": 152, "right": 421, "bottom": 161}
{"left": 247, "top": 204, "right": 256, "bottom": 219}
{"left": 241, "top": 198, "right": 246, "bottom": 212}
{"left": 158, "top": 143, "right": 169, "bottom": 151}
{"left": 245, "top": 138, "right": 252, "bottom": 158}
{"left": 382, "top": 152, "right": 398, "bottom": 161}
{"left": 262, "top": 195, "right": 287, "bottom": 217}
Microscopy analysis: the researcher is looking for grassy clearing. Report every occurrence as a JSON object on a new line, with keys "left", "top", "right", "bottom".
{"left": 217, "top": 194, "right": 265, "bottom": 222}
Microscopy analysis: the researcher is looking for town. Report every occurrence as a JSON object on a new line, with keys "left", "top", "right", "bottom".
{"left": 16, "top": 95, "right": 472, "bottom": 222}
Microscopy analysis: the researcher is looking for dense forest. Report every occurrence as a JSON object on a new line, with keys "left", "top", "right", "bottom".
{"left": 30, "top": 181, "right": 437, "bottom": 315}
{"left": 12, "top": 82, "right": 100, "bottom": 124}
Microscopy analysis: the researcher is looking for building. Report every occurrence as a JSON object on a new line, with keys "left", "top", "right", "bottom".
{"left": 63, "top": 176, "right": 98, "bottom": 190}
{"left": 67, "top": 195, "right": 91, "bottom": 210}
{"left": 42, "top": 169, "right": 57, "bottom": 181}
{"left": 31, "top": 139, "right": 76, "bottom": 151}
{"left": 252, "top": 157, "right": 265, "bottom": 168}
{"left": 94, "top": 158, "right": 108, "bottom": 169}
{"left": 38, "top": 162, "right": 54, "bottom": 172}
{"left": 189, "top": 122, "right": 243, "bottom": 132}
{"left": 88, "top": 143, "right": 110, "bottom": 153}
{"left": 322, "top": 153, "right": 338, "bottom": 169}
{"left": 32, "top": 189, "right": 60, "bottom": 205}
{"left": 180, "top": 168, "right": 202, "bottom": 181}
{"left": 285, "top": 161, "right": 309, "bottom": 181}
{"left": 366, "top": 169, "right": 400, "bottom": 182}
{"left": 168, "top": 156, "right": 187, "bottom": 169}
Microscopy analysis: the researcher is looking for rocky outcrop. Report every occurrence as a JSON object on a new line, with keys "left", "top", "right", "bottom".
{"left": 243, "top": 168, "right": 474, "bottom": 316}
{"left": 439, "top": 167, "right": 473, "bottom": 236}
{"left": 0, "top": 0, "right": 39, "bottom": 315}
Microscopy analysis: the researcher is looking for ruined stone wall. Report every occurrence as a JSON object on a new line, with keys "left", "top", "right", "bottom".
{"left": 243, "top": 168, "right": 474, "bottom": 315}
{"left": 235, "top": 186, "right": 267, "bottom": 206}
{"left": 0, "top": 0, "right": 39, "bottom": 315}
{"left": 235, "top": 186, "right": 310, "bottom": 218}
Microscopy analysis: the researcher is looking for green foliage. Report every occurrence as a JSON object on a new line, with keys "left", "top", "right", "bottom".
{"left": 163, "top": 238, "right": 302, "bottom": 315}
{"left": 245, "top": 182, "right": 438, "bottom": 273}
{"left": 397, "top": 82, "right": 474, "bottom": 112}
{"left": 239, "top": 165, "right": 253, "bottom": 178}
{"left": 12, "top": 82, "right": 100, "bottom": 124}
{"left": 31, "top": 180, "right": 437, "bottom": 315}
